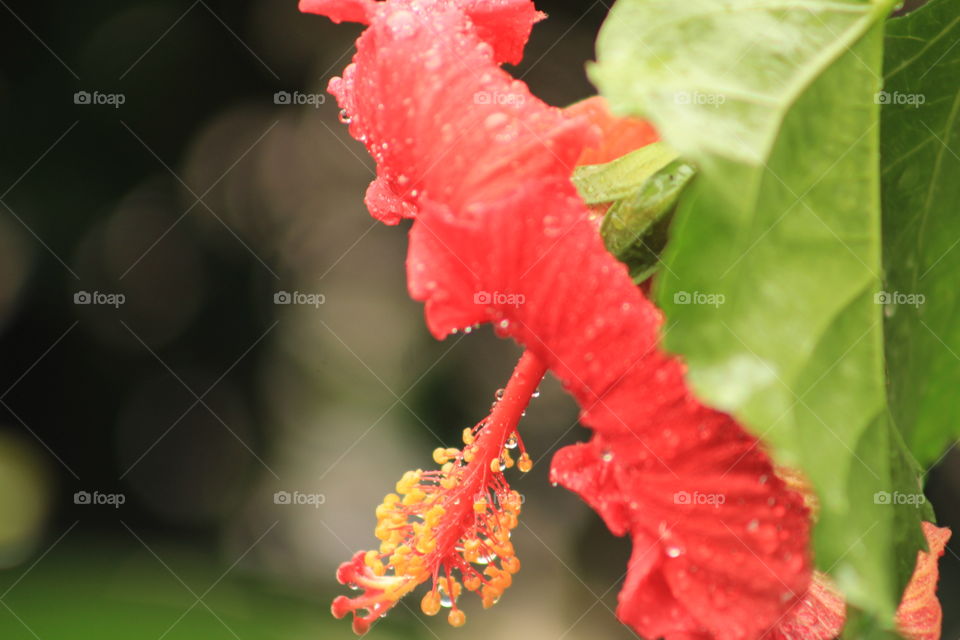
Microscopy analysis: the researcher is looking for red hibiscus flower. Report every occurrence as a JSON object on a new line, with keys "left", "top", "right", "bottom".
{"left": 299, "top": 2, "right": 947, "bottom": 639}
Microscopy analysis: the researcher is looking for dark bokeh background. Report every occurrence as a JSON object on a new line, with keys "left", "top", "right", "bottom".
{"left": 0, "top": 1, "right": 956, "bottom": 638}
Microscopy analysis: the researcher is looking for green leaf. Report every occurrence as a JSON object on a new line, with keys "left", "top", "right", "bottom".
{"left": 572, "top": 142, "right": 678, "bottom": 204}
{"left": 881, "top": 0, "right": 960, "bottom": 467}
{"left": 591, "top": 0, "right": 926, "bottom": 624}
{"left": 600, "top": 160, "right": 696, "bottom": 282}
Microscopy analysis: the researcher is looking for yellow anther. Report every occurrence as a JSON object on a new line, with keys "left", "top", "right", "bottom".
{"left": 473, "top": 498, "right": 487, "bottom": 513}
{"left": 433, "top": 447, "right": 449, "bottom": 464}
{"left": 416, "top": 536, "right": 437, "bottom": 554}
{"left": 379, "top": 541, "right": 397, "bottom": 555}
{"left": 448, "top": 609, "right": 466, "bottom": 627}
{"left": 425, "top": 505, "right": 446, "bottom": 527}
{"left": 501, "top": 555, "right": 521, "bottom": 574}
{"left": 464, "top": 573, "right": 482, "bottom": 591}
{"left": 503, "top": 449, "right": 515, "bottom": 468}
{"left": 375, "top": 502, "right": 394, "bottom": 520}
{"left": 421, "top": 591, "right": 441, "bottom": 616}
{"left": 462, "top": 427, "right": 475, "bottom": 445}
{"left": 490, "top": 457, "right": 502, "bottom": 473}
{"left": 517, "top": 452, "right": 533, "bottom": 473}
{"left": 403, "top": 488, "right": 426, "bottom": 505}
{"left": 396, "top": 470, "right": 421, "bottom": 494}
{"left": 463, "top": 539, "right": 481, "bottom": 562}
{"left": 375, "top": 522, "right": 393, "bottom": 541}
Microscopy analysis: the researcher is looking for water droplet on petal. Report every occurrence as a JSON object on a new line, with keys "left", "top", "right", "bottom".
{"left": 665, "top": 545, "right": 684, "bottom": 558}
{"left": 494, "top": 388, "right": 505, "bottom": 401}
{"left": 531, "top": 388, "right": 540, "bottom": 398}
{"left": 338, "top": 109, "right": 352, "bottom": 124}
{"left": 504, "top": 434, "right": 518, "bottom": 449}
{"left": 386, "top": 10, "right": 417, "bottom": 37}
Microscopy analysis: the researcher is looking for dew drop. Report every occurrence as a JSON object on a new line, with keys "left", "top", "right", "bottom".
{"left": 601, "top": 449, "right": 613, "bottom": 462}
{"left": 531, "top": 388, "right": 541, "bottom": 398}
{"left": 439, "top": 586, "right": 453, "bottom": 607}
{"left": 665, "top": 545, "right": 684, "bottom": 558}
{"left": 338, "top": 109, "right": 352, "bottom": 124}
{"left": 551, "top": 482, "right": 558, "bottom": 488}
{"left": 505, "top": 434, "right": 518, "bottom": 449}
{"left": 494, "top": 388, "right": 505, "bottom": 401}
{"left": 484, "top": 112, "right": 509, "bottom": 129}
{"left": 386, "top": 10, "right": 417, "bottom": 37}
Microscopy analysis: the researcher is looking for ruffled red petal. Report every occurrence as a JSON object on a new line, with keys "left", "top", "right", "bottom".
{"left": 316, "top": 0, "right": 581, "bottom": 224}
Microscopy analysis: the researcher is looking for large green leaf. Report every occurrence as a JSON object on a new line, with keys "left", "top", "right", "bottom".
{"left": 881, "top": 0, "right": 960, "bottom": 466}
{"left": 591, "top": 0, "right": 927, "bottom": 623}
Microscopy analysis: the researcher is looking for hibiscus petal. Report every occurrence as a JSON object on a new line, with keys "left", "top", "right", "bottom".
{"left": 765, "top": 571, "right": 845, "bottom": 640}
{"left": 299, "top": 0, "right": 372, "bottom": 24}
{"left": 323, "top": 0, "right": 590, "bottom": 224}
{"left": 566, "top": 96, "right": 660, "bottom": 165}
{"left": 896, "top": 522, "right": 951, "bottom": 640}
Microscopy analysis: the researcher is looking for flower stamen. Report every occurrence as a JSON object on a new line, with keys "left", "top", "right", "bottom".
{"left": 331, "top": 350, "right": 547, "bottom": 633}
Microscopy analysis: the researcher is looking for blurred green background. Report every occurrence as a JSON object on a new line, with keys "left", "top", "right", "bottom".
{"left": 0, "top": 1, "right": 956, "bottom": 638}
